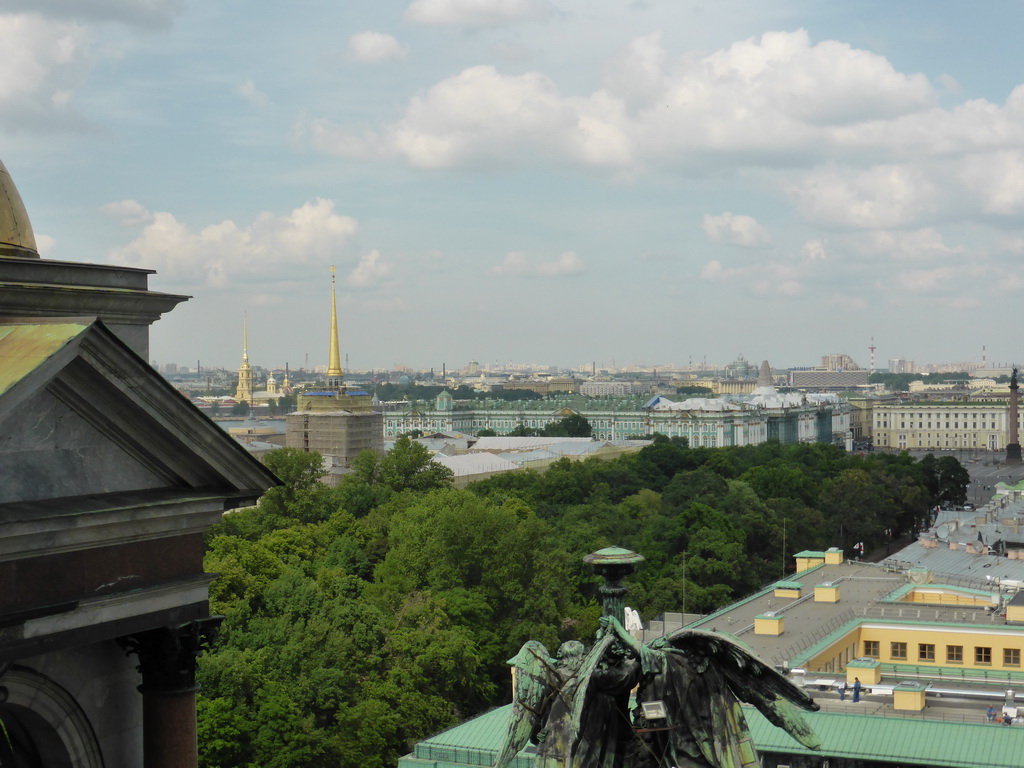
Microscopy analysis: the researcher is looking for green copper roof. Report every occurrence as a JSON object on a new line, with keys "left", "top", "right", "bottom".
{"left": 583, "top": 546, "right": 644, "bottom": 565}
{"left": 400, "top": 704, "right": 1024, "bottom": 768}
{"left": 747, "top": 709, "right": 1024, "bottom": 768}
{"left": 0, "top": 320, "right": 89, "bottom": 397}
{"left": 398, "top": 705, "right": 510, "bottom": 768}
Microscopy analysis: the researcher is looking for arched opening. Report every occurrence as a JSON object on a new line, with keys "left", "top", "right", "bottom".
{"left": 0, "top": 703, "right": 73, "bottom": 766}
{"left": 0, "top": 666, "right": 103, "bottom": 768}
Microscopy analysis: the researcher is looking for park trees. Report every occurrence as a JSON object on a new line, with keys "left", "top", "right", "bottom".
{"left": 199, "top": 433, "right": 947, "bottom": 768}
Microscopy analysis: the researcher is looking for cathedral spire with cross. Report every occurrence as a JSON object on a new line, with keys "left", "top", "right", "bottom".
{"left": 235, "top": 311, "right": 254, "bottom": 404}
{"left": 285, "top": 265, "right": 383, "bottom": 467}
{"left": 326, "top": 266, "right": 344, "bottom": 391}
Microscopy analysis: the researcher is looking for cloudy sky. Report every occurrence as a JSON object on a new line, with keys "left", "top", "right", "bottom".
{"left": 6, "top": 0, "right": 1024, "bottom": 372}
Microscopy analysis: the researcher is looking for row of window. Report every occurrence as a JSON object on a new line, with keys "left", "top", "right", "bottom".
{"left": 886, "top": 411, "right": 1004, "bottom": 419}
{"left": 863, "top": 640, "right": 1021, "bottom": 666}
{"left": 900, "top": 422, "right": 995, "bottom": 429}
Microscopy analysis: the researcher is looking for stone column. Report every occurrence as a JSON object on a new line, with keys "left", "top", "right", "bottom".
{"left": 119, "top": 618, "right": 221, "bottom": 768}
{"left": 1008, "top": 369, "right": 1021, "bottom": 463}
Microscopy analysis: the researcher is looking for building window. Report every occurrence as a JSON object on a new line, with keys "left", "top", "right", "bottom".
{"left": 918, "top": 643, "right": 935, "bottom": 662}
{"left": 891, "top": 642, "right": 908, "bottom": 660}
{"left": 947, "top": 645, "right": 963, "bottom": 663}
{"left": 1006, "top": 649, "right": 1021, "bottom": 667}
{"left": 863, "top": 640, "right": 879, "bottom": 658}
{"left": 976, "top": 647, "right": 992, "bottom": 665}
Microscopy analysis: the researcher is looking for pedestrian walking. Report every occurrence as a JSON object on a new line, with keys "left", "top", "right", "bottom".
{"left": 853, "top": 677, "right": 861, "bottom": 703}
{"left": 988, "top": 704, "right": 996, "bottom": 722}
{"left": 839, "top": 682, "right": 846, "bottom": 701}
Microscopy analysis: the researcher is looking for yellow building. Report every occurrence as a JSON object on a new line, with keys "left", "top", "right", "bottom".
{"left": 844, "top": 394, "right": 899, "bottom": 443}
{"left": 873, "top": 400, "right": 1023, "bottom": 452}
{"left": 690, "top": 377, "right": 757, "bottom": 395}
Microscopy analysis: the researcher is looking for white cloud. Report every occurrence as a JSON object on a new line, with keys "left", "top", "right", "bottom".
{"left": 109, "top": 198, "right": 358, "bottom": 289}
{"left": 830, "top": 86, "right": 1024, "bottom": 157}
{"left": 312, "top": 65, "right": 633, "bottom": 169}
{"left": 800, "top": 239, "right": 826, "bottom": 262}
{"left": 603, "top": 32, "right": 667, "bottom": 112}
{"left": 490, "top": 250, "right": 583, "bottom": 277}
{"left": 789, "top": 164, "right": 937, "bottom": 228}
{"left": 997, "top": 237, "right": 1024, "bottom": 254}
{"left": 236, "top": 79, "right": 269, "bottom": 107}
{"left": 702, "top": 212, "right": 771, "bottom": 247}
{"left": 699, "top": 31, "right": 932, "bottom": 126}
{"left": 100, "top": 199, "right": 154, "bottom": 225}
{"left": 960, "top": 151, "right": 1024, "bottom": 216}
{"left": 0, "top": 14, "right": 92, "bottom": 130}
{"left": 700, "top": 259, "right": 733, "bottom": 281}
{"left": 348, "top": 249, "right": 394, "bottom": 287}
{"left": 700, "top": 258, "right": 802, "bottom": 296}
{"left": 403, "top": 0, "right": 550, "bottom": 27}
{"left": 347, "top": 32, "right": 408, "bottom": 63}
{"left": 862, "top": 228, "right": 963, "bottom": 261}
{"left": 936, "top": 73, "right": 961, "bottom": 94}
{"left": 307, "top": 29, "right": 937, "bottom": 172}
{"left": 895, "top": 266, "right": 959, "bottom": 294}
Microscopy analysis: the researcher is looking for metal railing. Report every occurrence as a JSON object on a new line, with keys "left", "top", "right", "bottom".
{"left": 770, "top": 609, "right": 856, "bottom": 666}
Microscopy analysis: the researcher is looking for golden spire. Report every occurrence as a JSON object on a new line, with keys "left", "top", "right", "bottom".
{"left": 242, "top": 311, "right": 249, "bottom": 364}
{"left": 235, "top": 310, "right": 254, "bottom": 404}
{"left": 326, "top": 266, "right": 343, "bottom": 386}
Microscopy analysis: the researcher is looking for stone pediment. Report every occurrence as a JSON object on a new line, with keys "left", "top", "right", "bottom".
{"left": 0, "top": 317, "right": 277, "bottom": 505}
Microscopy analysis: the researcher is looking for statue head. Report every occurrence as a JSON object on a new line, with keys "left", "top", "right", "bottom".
{"left": 557, "top": 641, "right": 585, "bottom": 671}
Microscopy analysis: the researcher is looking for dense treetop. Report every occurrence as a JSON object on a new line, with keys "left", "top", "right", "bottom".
{"left": 198, "top": 439, "right": 966, "bottom": 768}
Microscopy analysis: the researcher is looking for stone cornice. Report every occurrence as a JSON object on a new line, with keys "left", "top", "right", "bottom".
{"left": 0, "top": 489, "right": 245, "bottom": 561}
{"left": 0, "top": 281, "right": 188, "bottom": 325}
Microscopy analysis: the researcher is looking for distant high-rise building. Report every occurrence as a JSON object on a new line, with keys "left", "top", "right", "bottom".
{"left": 724, "top": 353, "right": 755, "bottom": 379}
{"left": 821, "top": 353, "right": 861, "bottom": 371}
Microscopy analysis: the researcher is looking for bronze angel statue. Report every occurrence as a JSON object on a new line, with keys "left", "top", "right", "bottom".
{"left": 495, "top": 548, "right": 820, "bottom": 768}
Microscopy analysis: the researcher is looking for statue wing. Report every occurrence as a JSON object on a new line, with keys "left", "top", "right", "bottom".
{"left": 642, "top": 629, "right": 820, "bottom": 767}
{"left": 570, "top": 632, "right": 615, "bottom": 727}
{"left": 495, "top": 640, "right": 558, "bottom": 768}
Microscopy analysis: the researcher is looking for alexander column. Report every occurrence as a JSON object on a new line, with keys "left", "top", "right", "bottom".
{"left": 1007, "top": 368, "right": 1022, "bottom": 463}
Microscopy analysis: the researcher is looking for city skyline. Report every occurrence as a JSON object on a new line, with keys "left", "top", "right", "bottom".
{"left": 7, "top": 2, "right": 1024, "bottom": 370}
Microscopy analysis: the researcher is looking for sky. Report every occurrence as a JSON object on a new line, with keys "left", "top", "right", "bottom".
{"left": 6, "top": 0, "right": 1024, "bottom": 373}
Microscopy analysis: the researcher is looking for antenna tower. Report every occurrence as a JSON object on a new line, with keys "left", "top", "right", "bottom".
{"left": 868, "top": 337, "right": 877, "bottom": 374}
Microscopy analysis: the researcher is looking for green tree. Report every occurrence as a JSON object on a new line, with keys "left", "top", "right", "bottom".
{"left": 272, "top": 393, "right": 297, "bottom": 415}
{"left": 363, "top": 437, "right": 454, "bottom": 493}
{"left": 934, "top": 455, "right": 970, "bottom": 506}
{"left": 231, "top": 401, "right": 250, "bottom": 416}
{"left": 264, "top": 448, "right": 326, "bottom": 490}
{"left": 509, "top": 424, "right": 540, "bottom": 436}
{"left": 542, "top": 413, "right": 593, "bottom": 437}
